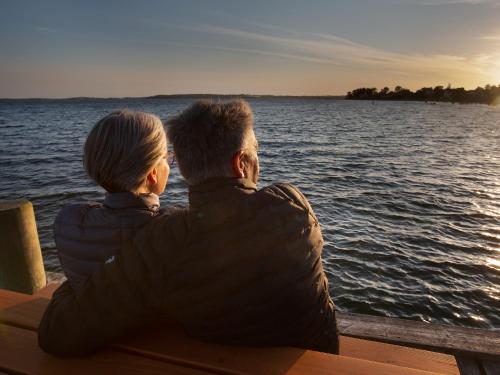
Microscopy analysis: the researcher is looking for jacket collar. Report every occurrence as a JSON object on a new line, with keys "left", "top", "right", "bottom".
{"left": 103, "top": 192, "right": 160, "bottom": 211}
{"left": 188, "top": 177, "right": 257, "bottom": 210}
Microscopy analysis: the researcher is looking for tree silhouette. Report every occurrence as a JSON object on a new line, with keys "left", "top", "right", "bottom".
{"left": 345, "top": 84, "right": 500, "bottom": 105}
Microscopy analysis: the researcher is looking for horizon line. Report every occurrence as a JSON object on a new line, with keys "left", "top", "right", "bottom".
{"left": 0, "top": 93, "right": 347, "bottom": 101}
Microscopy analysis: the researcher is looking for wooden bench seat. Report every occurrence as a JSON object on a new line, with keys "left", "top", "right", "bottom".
{"left": 0, "top": 284, "right": 459, "bottom": 374}
{"left": 0, "top": 323, "right": 212, "bottom": 375}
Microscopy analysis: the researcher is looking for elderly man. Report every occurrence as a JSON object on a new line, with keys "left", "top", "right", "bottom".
{"left": 38, "top": 99, "right": 339, "bottom": 356}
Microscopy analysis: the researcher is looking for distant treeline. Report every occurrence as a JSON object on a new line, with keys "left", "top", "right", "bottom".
{"left": 346, "top": 84, "right": 500, "bottom": 105}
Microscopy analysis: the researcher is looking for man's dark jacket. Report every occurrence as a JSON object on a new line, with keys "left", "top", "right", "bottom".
{"left": 38, "top": 178, "right": 339, "bottom": 356}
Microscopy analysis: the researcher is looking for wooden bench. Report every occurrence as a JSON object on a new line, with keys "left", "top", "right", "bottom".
{"left": 0, "top": 284, "right": 460, "bottom": 374}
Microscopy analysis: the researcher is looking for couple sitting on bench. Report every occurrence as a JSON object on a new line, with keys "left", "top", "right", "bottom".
{"left": 38, "top": 99, "right": 339, "bottom": 356}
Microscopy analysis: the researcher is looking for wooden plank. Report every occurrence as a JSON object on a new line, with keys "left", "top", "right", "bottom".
{"left": 0, "top": 323, "right": 215, "bottom": 375}
{"left": 0, "top": 283, "right": 58, "bottom": 328}
{"left": 282, "top": 353, "right": 444, "bottom": 375}
{"left": 117, "top": 322, "right": 318, "bottom": 375}
{"left": 117, "top": 323, "right": 442, "bottom": 375}
{"left": 0, "top": 287, "right": 45, "bottom": 330}
{"left": 118, "top": 341, "right": 442, "bottom": 375}
{"left": 340, "top": 336, "right": 459, "bottom": 375}
{"left": 338, "top": 312, "right": 500, "bottom": 357}
{"left": 480, "top": 359, "right": 500, "bottom": 375}
{"left": 454, "top": 356, "right": 482, "bottom": 375}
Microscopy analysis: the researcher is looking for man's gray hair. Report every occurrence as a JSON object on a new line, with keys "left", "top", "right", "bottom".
{"left": 84, "top": 110, "right": 167, "bottom": 193}
{"left": 167, "top": 99, "right": 254, "bottom": 185}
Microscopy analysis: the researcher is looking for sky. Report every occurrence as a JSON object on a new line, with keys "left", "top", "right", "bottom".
{"left": 1, "top": 0, "right": 500, "bottom": 98}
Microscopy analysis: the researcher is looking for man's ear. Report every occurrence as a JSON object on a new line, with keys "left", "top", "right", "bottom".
{"left": 231, "top": 151, "right": 246, "bottom": 178}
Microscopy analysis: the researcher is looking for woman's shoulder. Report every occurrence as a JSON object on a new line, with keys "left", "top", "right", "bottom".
{"left": 55, "top": 202, "right": 103, "bottom": 226}
{"left": 56, "top": 200, "right": 159, "bottom": 228}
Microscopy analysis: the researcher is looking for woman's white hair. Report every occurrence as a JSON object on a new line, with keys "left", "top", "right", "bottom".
{"left": 84, "top": 109, "right": 167, "bottom": 193}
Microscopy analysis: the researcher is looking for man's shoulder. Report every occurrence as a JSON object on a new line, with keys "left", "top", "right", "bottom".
{"left": 258, "top": 183, "right": 311, "bottom": 210}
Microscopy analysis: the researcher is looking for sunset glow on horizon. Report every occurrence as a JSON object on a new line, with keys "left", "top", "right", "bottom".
{"left": 1, "top": 0, "right": 500, "bottom": 98}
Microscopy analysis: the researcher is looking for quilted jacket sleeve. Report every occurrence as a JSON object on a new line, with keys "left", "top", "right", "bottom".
{"left": 38, "top": 214, "right": 177, "bottom": 357}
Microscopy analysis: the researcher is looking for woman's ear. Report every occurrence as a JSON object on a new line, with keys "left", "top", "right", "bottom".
{"left": 231, "top": 151, "right": 246, "bottom": 178}
{"left": 146, "top": 167, "right": 158, "bottom": 188}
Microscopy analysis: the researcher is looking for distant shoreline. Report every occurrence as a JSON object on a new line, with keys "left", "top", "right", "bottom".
{"left": 0, "top": 94, "right": 346, "bottom": 101}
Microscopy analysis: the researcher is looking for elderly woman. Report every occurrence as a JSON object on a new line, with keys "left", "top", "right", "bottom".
{"left": 54, "top": 110, "right": 174, "bottom": 289}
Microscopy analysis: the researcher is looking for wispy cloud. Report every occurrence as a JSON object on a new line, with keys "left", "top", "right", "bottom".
{"left": 480, "top": 35, "right": 500, "bottom": 40}
{"left": 190, "top": 23, "right": 497, "bottom": 81}
{"left": 34, "top": 26, "right": 57, "bottom": 33}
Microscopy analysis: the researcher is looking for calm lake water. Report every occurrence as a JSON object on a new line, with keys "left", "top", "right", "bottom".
{"left": 0, "top": 98, "right": 498, "bottom": 330}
